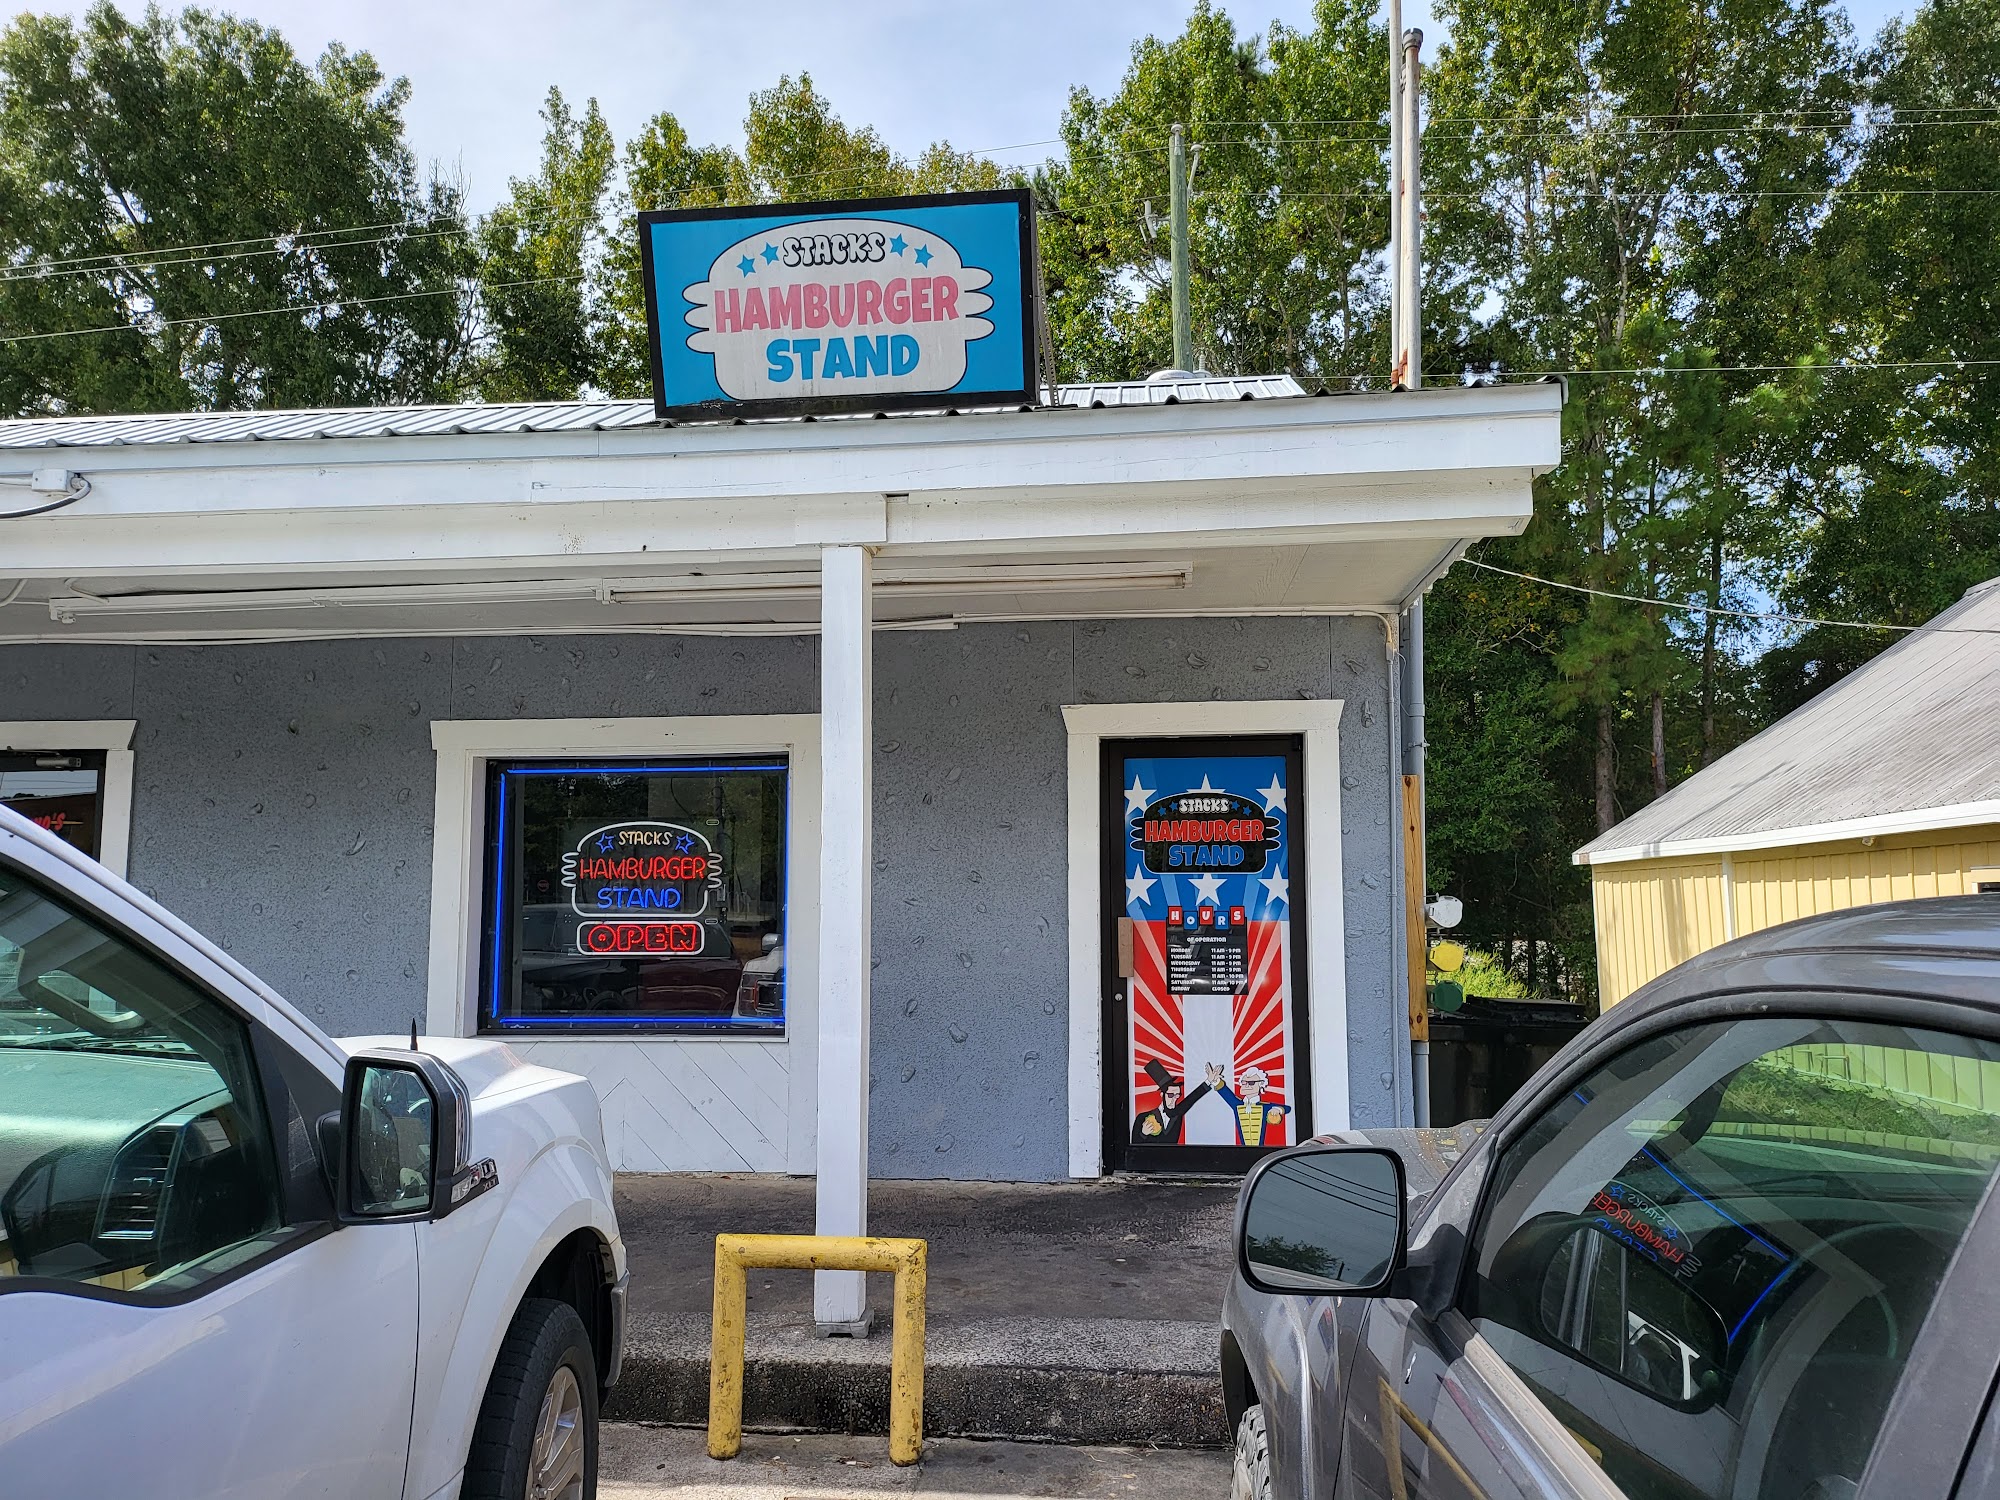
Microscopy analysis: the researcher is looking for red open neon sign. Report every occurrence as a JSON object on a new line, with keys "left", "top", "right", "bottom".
{"left": 578, "top": 921, "right": 704, "bottom": 955}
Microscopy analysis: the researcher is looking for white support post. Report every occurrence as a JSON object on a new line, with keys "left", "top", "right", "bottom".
{"left": 814, "top": 544, "right": 875, "bottom": 1333}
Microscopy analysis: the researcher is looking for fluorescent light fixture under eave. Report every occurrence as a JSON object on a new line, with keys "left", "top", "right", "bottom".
{"left": 44, "top": 562, "right": 1194, "bottom": 621}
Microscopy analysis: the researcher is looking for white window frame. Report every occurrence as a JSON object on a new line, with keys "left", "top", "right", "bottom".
{"left": 425, "top": 715, "right": 820, "bottom": 1173}
{"left": 1061, "top": 700, "right": 1350, "bottom": 1178}
{"left": 0, "top": 720, "right": 137, "bottom": 878}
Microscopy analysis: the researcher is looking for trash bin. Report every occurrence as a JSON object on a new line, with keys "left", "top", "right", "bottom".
{"left": 1427, "top": 996, "right": 1592, "bottom": 1127}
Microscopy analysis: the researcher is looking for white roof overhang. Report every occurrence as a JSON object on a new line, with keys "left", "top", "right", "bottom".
{"left": 1575, "top": 800, "right": 2000, "bottom": 866}
{"left": 0, "top": 383, "right": 1561, "bottom": 643}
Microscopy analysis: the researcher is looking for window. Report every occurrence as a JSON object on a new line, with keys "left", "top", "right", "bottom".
{"left": 481, "top": 758, "right": 789, "bottom": 1035}
{"left": 0, "top": 861, "right": 285, "bottom": 1296}
{"left": 1465, "top": 1015, "right": 2000, "bottom": 1500}
{"left": 0, "top": 750, "right": 108, "bottom": 860}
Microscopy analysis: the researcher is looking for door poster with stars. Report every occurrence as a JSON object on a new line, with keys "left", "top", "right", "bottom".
{"left": 1109, "top": 740, "right": 1309, "bottom": 1169}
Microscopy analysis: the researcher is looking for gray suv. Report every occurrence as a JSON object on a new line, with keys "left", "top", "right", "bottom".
{"left": 1222, "top": 898, "right": 2000, "bottom": 1500}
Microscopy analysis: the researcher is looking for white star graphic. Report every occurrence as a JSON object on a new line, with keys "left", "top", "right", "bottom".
{"left": 1188, "top": 873, "right": 1226, "bottom": 905}
{"left": 1258, "top": 776, "right": 1288, "bottom": 814}
{"left": 1126, "top": 866, "right": 1156, "bottom": 907}
{"left": 1260, "top": 868, "right": 1290, "bottom": 906}
{"left": 1124, "top": 775, "right": 1154, "bottom": 816}
{"left": 1196, "top": 775, "right": 1218, "bottom": 792}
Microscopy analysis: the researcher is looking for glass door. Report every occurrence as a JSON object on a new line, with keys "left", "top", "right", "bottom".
{"left": 1102, "top": 736, "right": 1310, "bottom": 1174}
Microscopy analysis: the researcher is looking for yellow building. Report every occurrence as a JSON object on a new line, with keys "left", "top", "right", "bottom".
{"left": 1576, "top": 579, "right": 2000, "bottom": 1006}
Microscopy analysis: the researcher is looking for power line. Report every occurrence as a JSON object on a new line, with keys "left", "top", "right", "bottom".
{"left": 1122, "top": 118, "right": 2000, "bottom": 149}
{"left": 1187, "top": 107, "right": 2000, "bottom": 125}
{"left": 1510, "top": 358, "right": 2000, "bottom": 376}
{"left": 0, "top": 161, "right": 1049, "bottom": 313}
{"left": 3, "top": 113, "right": 1979, "bottom": 289}
{"left": 1095, "top": 185, "right": 2000, "bottom": 205}
{"left": 1287, "top": 359, "right": 1999, "bottom": 389}
{"left": 5, "top": 107, "right": 1985, "bottom": 285}
{"left": 1460, "top": 558, "right": 1918, "bottom": 633}
{"left": 0, "top": 272, "right": 581, "bottom": 346}
{"left": 0, "top": 139, "right": 1060, "bottom": 285}
{"left": 0, "top": 206, "right": 617, "bottom": 286}
{"left": 0, "top": 221, "right": 480, "bottom": 286}
{"left": 0, "top": 210, "right": 469, "bottom": 277}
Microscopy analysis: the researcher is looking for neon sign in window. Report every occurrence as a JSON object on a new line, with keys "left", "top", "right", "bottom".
{"left": 480, "top": 759, "right": 788, "bottom": 1034}
{"left": 0, "top": 751, "right": 106, "bottom": 859}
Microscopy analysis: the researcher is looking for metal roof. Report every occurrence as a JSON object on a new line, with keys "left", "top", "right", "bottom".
{"left": 0, "top": 376, "right": 1306, "bottom": 451}
{"left": 1577, "top": 578, "right": 2000, "bottom": 864}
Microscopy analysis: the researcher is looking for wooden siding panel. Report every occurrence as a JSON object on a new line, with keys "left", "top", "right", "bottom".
{"left": 1590, "top": 826, "right": 2000, "bottom": 1009}
{"left": 1594, "top": 860, "right": 1726, "bottom": 1006}
{"left": 512, "top": 1037, "right": 791, "bottom": 1173}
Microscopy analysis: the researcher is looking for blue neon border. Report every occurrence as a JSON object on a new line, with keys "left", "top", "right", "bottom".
{"left": 483, "top": 758, "right": 790, "bottom": 1034}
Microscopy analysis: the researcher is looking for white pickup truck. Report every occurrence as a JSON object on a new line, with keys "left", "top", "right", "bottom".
{"left": 0, "top": 803, "right": 627, "bottom": 1500}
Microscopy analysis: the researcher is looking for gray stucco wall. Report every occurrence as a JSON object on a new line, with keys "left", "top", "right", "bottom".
{"left": 2, "top": 616, "right": 1402, "bottom": 1180}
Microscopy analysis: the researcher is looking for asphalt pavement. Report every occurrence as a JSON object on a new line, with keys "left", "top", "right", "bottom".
{"left": 600, "top": 1425, "right": 1231, "bottom": 1500}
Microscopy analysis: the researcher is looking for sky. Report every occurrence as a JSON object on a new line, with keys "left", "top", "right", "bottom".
{"left": 20, "top": 0, "right": 1917, "bottom": 213}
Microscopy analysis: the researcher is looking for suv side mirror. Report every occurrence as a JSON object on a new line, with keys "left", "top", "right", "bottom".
{"left": 334, "top": 1049, "right": 497, "bottom": 1224}
{"left": 1238, "top": 1144, "right": 1407, "bottom": 1296}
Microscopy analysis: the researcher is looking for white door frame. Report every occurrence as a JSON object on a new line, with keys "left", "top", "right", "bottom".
{"left": 1061, "top": 700, "right": 1349, "bottom": 1177}
{"left": 0, "top": 720, "right": 137, "bottom": 878}
{"left": 425, "top": 714, "right": 820, "bottom": 1173}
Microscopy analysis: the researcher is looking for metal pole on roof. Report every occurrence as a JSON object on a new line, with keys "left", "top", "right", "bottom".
{"left": 1169, "top": 123, "right": 1193, "bottom": 373}
{"left": 1393, "top": 30, "right": 1424, "bottom": 390}
{"left": 1386, "top": 0, "right": 1403, "bottom": 358}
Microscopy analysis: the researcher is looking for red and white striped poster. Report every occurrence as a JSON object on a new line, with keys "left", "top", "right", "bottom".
{"left": 1122, "top": 752, "right": 1300, "bottom": 1150}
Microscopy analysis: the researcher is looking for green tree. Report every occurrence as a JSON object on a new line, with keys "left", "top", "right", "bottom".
{"left": 595, "top": 75, "right": 1005, "bottom": 397}
{"left": 1422, "top": 0, "right": 1852, "bottom": 832}
{"left": 0, "top": 3, "right": 474, "bottom": 417}
{"left": 1037, "top": 0, "right": 1391, "bottom": 383}
{"left": 473, "top": 87, "right": 615, "bottom": 402}
{"left": 1424, "top": 565, "right": 1601, "bottom": 996}
{"left": 1762, "top": 0, "right": 2000, "bottom": 713}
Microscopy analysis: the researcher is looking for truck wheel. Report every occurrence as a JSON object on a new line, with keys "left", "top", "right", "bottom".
{"left": 465, "top": 1297, "right": 598, "bottom": 1500}
{"left": 1232, "top": 1405, "right": 1273, "bottom": 1500}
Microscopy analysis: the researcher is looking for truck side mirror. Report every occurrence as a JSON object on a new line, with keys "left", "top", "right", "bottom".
{"left": 1237, "top": 1144, "right": 1407, "bottom": 1296}
{"left": 335, "top": 1049, "right": 497, "bottom": 1224}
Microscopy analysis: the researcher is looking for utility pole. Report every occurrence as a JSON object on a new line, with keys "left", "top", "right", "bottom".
{"left": 1169, "top": 122, "right": 1192, "bottom": 372}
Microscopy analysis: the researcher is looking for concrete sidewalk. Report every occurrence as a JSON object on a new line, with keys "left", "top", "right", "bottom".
{"left": 605, "top": 1175, "right": 1238, "bottom": 1447}
{"left": 601, "top": 1426, "right": 1232, "bottom": 1499}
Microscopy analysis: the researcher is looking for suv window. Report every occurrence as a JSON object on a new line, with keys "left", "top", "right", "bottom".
{"left": 0, "top": 862, "right": 286, "bottom": 1296}
{"left": 1464, "top": 1015, "right": 2000, "bottom": 1500}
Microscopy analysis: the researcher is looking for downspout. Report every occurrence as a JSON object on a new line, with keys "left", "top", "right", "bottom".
{"left": 1383, "top": 610, "right": 1412, "bottom": 1126}
{"left": 1403, "top": 597, "right": 1430, "bottom": 1127}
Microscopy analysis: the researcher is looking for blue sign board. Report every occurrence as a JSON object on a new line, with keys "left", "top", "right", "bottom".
{"left": 637, "top": 189, "right": 1039, "bottom": 420}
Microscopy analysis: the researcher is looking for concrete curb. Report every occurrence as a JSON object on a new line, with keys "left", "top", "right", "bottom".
{"left": 606, "top": 1315, "right": 1230, "bottom": 1447}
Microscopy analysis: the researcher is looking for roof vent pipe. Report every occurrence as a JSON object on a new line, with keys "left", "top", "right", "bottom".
{"left": 1392, "top": 28, "right": 1424, "bottom": 391}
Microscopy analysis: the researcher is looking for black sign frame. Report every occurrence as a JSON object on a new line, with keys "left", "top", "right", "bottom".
{"left": 637, "top": 187, "right": 1043, "bottom": 423}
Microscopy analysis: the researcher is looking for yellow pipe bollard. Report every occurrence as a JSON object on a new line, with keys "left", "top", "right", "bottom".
{"left": 707, "top": 1232, "right": 929, "bottom": 1466}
